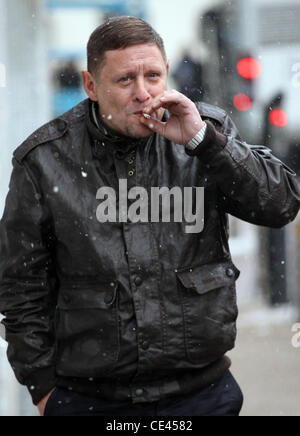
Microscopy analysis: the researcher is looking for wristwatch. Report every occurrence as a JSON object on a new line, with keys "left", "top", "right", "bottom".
{"left": 185, "top": 122, "right": 207, "bottom": 151}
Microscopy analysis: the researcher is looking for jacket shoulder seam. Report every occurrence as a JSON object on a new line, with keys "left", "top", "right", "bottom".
{"left": 13, "top": 120, "right": 68, "bottom": 163}
{"left": 13, "top": 100, "right": 87, "bottom": 163}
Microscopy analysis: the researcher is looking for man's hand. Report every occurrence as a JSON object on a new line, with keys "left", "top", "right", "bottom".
{"left": 37, "top": 389, "right": 56, "bottom": 416}
{"left": 140, "top": 90, "right": 205, "bottom": 145}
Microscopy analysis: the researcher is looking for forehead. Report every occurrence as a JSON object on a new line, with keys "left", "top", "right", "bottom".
{"left": 102, "top": 43, "right": 166, "bottom": 72}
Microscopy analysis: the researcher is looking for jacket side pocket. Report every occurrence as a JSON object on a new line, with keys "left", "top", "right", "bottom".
{"left": 176, "top": 260, "right": 240, "bottom": 365}
{"left": 55, "top": 280, "right": 120, "bottom": 378}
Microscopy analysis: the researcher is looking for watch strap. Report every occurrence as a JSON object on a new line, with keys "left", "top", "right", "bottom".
{"left": 186, "top": 122, "right": 207, "bottom": 150}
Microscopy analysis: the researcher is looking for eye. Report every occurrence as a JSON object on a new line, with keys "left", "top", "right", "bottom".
{"left": 148, "top": 73, "right": 159, "bottom": 78}
{"left": 119, "top": 76, "right": 131, "bottom": 83}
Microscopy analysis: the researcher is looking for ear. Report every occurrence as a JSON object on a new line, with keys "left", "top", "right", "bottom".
{"left": 166, "top": 60, "right": 170, "bottom": 76}
{"left": 81, "top": 70, "right": 98, "bottom": 102}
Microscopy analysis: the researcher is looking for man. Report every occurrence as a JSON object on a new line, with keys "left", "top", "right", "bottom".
{"left": 0, "top": 16, "right": 299, "bottom": 417}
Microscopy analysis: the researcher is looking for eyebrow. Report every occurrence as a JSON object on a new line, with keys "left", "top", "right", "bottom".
{"left": 113, "top": 65, "right": 164, "bottom": 80}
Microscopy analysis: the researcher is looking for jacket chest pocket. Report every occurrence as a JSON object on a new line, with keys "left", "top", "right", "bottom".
{"left": 176, "top": 260, "right": 240, "bottom": 365}
{"left": 55, "top": 280, "right": 120, "bottom": 378}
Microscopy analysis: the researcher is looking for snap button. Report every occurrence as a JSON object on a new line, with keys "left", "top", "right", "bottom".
{"left": 226, "top": 268, "right": 235, "bottom": 278}
{"left": 134, "top": 276, "right": 143, "bottom": 286}
{"left": 135, "top": 388, "right": 144, "bottom": 397}
{"left": 142, "top": 341, "right": 150, "bottom": 350}
{"left": 128, "top": 170, "right": 135, "bottom": 177}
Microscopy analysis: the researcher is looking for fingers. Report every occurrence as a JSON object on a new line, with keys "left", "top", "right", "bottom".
{"left": 140, "top": 89, "right": 203, "bottom": 143}
{"left": 143, "top": 97, "right": 163, "bottom": 114}
{"left": 143, "top": 89, "right": 187, "bottom": 116}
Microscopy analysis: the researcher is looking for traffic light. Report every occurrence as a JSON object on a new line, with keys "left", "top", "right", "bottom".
{"left": 268, "top": 108, "right": 288, "bottom": 128}
{"left": 233, "top": 56, "right": 262, "bottom": 112}
{"left": 236, "top": 57, "right": 261, "bottom": 80}
{"left": 233, "top": 93, "right": 252, "bottom": 112}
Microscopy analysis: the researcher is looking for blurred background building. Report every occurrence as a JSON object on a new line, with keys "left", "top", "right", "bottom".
{"left": 0, "top": 0, "right": 299, "bottom": 416}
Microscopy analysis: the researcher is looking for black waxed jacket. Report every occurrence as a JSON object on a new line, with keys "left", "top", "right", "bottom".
{"left": 0, "top": 99, "right": 299, "bottom": 405}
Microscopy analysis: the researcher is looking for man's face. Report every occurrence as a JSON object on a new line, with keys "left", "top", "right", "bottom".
{"left": 83, "top": 43, "right": 169, "bottom": 138}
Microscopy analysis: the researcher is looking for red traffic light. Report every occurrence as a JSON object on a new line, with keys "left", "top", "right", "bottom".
{"left": 236, "top": 57, "right": 261, "bottom": 80}
{"left": 233, "top": 94, "right": 252, "bottom": 112}
{"left": 268, "top": 109, "right": 288, "bottom": 128}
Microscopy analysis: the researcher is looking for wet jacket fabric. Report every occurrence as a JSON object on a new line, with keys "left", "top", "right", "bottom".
{"left": 0, "top": 99, "right": 299, "bottom": 405}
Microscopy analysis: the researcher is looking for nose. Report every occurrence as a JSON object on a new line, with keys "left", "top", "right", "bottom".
{"left": 134, "top": 78, "right": 151, "bottom": 103}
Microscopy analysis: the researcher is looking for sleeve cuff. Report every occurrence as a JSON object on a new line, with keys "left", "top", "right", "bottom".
{"left": 24, "top": 366, "right": 58, "bottom": 405}
{"left": 185, "top": 120, "right": 227, "bottom": 160}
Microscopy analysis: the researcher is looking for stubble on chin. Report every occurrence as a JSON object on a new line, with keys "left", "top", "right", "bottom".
{"left": 124, "top": 124, "right": 153, "bottom": 139}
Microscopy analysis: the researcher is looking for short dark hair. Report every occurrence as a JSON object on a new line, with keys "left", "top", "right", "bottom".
{"left": 87, "top": 16, "right": 167, "bottom": 75}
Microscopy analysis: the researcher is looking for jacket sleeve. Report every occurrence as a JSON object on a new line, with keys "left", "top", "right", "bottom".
{"left": 185, "top": 116, "right": 300, "bottom": 228}
{"left": 0, "top": 157, "right": 58, "bottom": 405}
